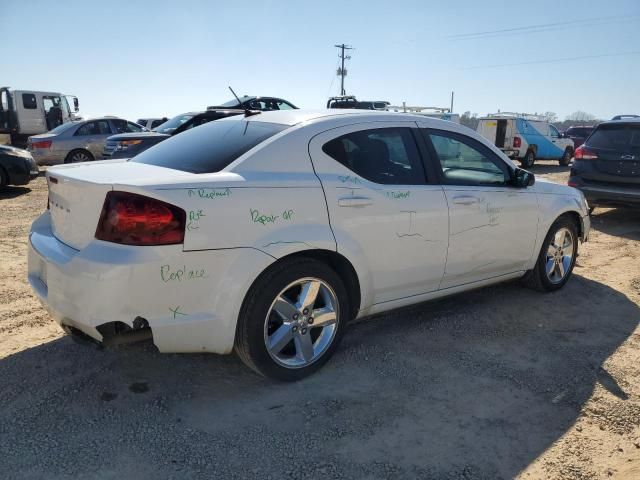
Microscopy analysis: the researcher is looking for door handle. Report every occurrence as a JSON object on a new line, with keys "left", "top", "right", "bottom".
{"left": 452, "top": 195, "right": 479, "bottom": 205}
{"left": 338, "top": 196, "right": 373, "bottom": 207}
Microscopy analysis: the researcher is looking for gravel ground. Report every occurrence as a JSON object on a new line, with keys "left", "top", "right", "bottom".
{"left": 0, "top": 161, "right": 639, "bottom": 479}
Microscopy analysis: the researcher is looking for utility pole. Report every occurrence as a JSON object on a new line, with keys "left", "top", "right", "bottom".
{"left": 450, "top": 91, "right": 455, "bottom": 113}
{"left": 335, "top": 44, "right": 353, "bottom": 96}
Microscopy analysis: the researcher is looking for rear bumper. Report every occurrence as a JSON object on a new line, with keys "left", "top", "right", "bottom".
{"left": 30, "top": 149, "right": 66, "bottom": 166}
{"left": 575, "top": 183, "right": 640, "bottom": 207}
{"left": 27, "top": 211, "right": 273, "bottom": 354}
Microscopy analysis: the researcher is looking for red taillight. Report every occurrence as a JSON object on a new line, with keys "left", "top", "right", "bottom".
{"left": 574, "top": 146, "right": 598, "bottom": 160}
{"left": 513, "top": 136, "right": 521, "bottom": 148}
{"left": 95, "top": 191, "right": 186, "bottom": 246}
{"left": 32, "top": 140, "right": 52, "bottom": 149}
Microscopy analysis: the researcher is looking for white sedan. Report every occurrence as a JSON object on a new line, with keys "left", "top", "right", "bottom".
{"left": 28, "top": 110, "right": 590, "bottom": 380}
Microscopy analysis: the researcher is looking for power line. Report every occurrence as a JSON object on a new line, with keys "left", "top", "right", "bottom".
{"left": 449, "top": 14, "right": 640, "bottom": 40}
{"left": 464, "top": 50, "right": 640, "bottom": 69}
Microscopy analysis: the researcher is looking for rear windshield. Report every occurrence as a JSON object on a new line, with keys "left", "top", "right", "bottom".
{"left": 48, "top": 122, "right": 78, "bottom": 134}
{"left": 586, "top": 124, "right": 640, "bottom": 151}
{"left": 132, "top": 118, "right": 288, "bottom": 173}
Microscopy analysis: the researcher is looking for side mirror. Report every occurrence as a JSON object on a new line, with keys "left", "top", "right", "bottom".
{"left": 514, "top": 168, "right": 535, "bottom": 188}
{"left": 73, "top": 97, "right": 79, "bottom": 112}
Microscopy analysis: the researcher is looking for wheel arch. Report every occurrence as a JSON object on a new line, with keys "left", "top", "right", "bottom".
{"left": 243, "top": 248, "right": 362, "bottom": 321}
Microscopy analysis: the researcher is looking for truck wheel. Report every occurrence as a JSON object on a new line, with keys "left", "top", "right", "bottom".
{"left": 521, "top": 150, "right": 535, "bottom": 169}
{"left": 559, "top": 148, "right": 572, "bottom": 166}
{"left": 65, "top": 149, "right": 94, "bottom": 163}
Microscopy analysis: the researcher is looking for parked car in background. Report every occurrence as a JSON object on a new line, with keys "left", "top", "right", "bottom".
{"left": 104, "top": 109, "right": 243, "bottom": 159}
{"left": 29, "top": 110, "right": 590, "bottom": 380}
{"left": 569, "top": 118, "right": 640, "bottom": 209}
{"left": 137, "top": 118, "right": 168, "bottom": 130}
{"left": 476, "top": 113, "right": 574, "bottom": 168}
{"left": 327, "top": 95, "right": 390, "bottom": 110}
{"left": 28, "top": 117, "right": 144, "bottom": 165}
{"left": 0, "top": 144, "right": 39, "bottom": 188}
{"left": 563, "top": 126, "right": 594, "bottom": 149}
{"left": 207, "top": 96, "right": 298, "bottom": 111}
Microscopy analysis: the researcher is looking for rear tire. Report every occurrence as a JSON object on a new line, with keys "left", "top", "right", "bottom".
{"left": 234, "top": 258, "right": 350, "bottom": 381}
{"left": 559, "top": 148, "right": 572, "bottom": 166}
{"left": 521, "top": 150, "right": 535, "bottom": 169}
{"left": 64, "top": 149, "right": 94, "bottom": 164}
{"left": 522, "top": 216, "right": 579, "bottom": 292}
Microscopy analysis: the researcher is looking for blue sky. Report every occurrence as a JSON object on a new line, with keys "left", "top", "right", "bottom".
{"left": 3, "top": 0, "right": 639, "bottom": 121}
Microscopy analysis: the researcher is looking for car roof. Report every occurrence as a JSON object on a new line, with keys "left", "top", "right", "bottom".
{"left": 600, "top": 118, "right": 640, "bottom": 126}
{"left": 229, "top": 109, "right": 466, "bottom": 130}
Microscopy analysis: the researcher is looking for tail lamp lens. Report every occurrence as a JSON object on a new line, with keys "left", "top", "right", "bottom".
{"left": 32, "top": 140, "right": 52, "bottom": 149}
{"left": 513, "top": 136, "right": 521, "bottom": 148}
{"left": 95, "top": 191, "right": 186, "bottom": 246}
{"left": 574, "top": 146, "right": 598, "bottom": 160}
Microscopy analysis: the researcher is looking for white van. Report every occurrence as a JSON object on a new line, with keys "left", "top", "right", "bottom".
{"left": 476, "top": 113, "right": 574, "bottom": 168}
{"left": 0, "top": 87, "right": 80, "bottom": 147}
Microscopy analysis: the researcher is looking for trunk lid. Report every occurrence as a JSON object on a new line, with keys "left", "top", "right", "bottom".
{"left": 46, "top": 161, "right": 192, "bottom": 250}
{"left": 582, "top": 123, "right": 640, "bottom": 185}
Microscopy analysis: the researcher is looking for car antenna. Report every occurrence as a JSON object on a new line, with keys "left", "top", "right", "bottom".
{"left": 228, "top": 86, "right": 260, "bottom": 117}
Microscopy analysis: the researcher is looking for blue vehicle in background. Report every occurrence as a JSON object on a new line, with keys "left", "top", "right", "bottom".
{"left": 476, "top": 113, "right": 574, "bottom": 168}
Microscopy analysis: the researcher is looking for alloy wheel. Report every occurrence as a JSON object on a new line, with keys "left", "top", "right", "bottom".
{"left": 545, "top": 227, "right": 575, "bottom": 284}
{"left": 264, "top": 277, "right": 339, "bottom": 369}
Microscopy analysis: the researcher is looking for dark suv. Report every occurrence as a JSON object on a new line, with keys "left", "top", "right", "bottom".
{"left": 104, "top": 109, "right": 243, "bottom": 159}
{"left": 569, "top": 119, "right": 640, "bottom": 209}
{"left": 563, "top": 126, "right": 594, "bottom": 149}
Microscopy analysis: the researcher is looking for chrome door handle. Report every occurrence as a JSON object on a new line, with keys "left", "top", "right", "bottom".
{"left": 338, "top": 196, "right": 373, "bottom": 207}
{"left": 452, "top": 195, "right": 479, "bottom": 205}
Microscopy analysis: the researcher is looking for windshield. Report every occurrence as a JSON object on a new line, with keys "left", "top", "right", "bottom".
{"left": 153, "top": 114, "right": 194, "bottom": 134}
{"left": 133, "top": 119, "right": 288, "bottom": 173}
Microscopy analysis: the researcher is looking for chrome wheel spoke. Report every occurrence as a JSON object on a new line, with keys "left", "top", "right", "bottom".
{"left": 294, "top": 334, "right": 314, "bottom": 362}
{"left": 546, "top": 257, "right": 556, "bottom": 276}
{"left": 312, "top": 307, "right": 337, "bottom": 327}
{"left": 561, "top": 255, "right": 571, "bottom": 276}
{"left": 297, "top": 280, "right": 320, "bottom": 311}
{"left": 268, "top": 324, "right": 294, "bottom": 354}
{"left": 273, "top": 296, "right": 298, "bottom": 321}
{"left": 556, "top": 259, "right": 565, "bottom": 277}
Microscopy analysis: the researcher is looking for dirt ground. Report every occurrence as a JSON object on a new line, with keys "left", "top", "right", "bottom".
{"left": 1, "top": 161, "right": 639, "bottom": 479}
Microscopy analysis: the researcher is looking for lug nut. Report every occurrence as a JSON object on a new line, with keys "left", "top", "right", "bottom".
{"left": 307, "top": 317, "right": 314, "bottom": 325}
{"left": 303, "top": 308, "right": 309, "bottom": 315}
{"left": 301, "top": 328, "right": 307, "bottom": 335}
{"left": 293, "top": 313, "right": 299, "bottom": 320}
{"left": 292, "top": 325, "right": 298, "bottom": 332}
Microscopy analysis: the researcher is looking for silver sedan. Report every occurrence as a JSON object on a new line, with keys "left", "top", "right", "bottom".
{"left": 28, "top": 117, "right": 145, "bottom": 165}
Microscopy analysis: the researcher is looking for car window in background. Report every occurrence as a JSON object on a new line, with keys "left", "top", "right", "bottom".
{"left": 153, "top": 114, "right": 194, "bottom": 134}
{"left": 277, "top": 100, "right": 295, "bottom": 110}
{"left": 22, "top": 93, "right": 37, "bottom": 109}
{"left": 76, "top": 120, "right": 111, "bottom": 136}
{"left": 137, "top": 119, "right": 147, "bottom": 125}
{"left": 132, "top": 119, "right": 288, "bottom": 173}
{"left": 550, "top": 125, "right": 560, "bottom": 138}
{"left": 586, "top": 124, "right": 640, "bottom": 151}
{"left": 127, "top": 121, "right": 143, "bottom": 132}
{"left": 49, "top": 122, "right": 77, "bottom": 135}
{"left": 427, "top": 131, "right": 508, "bottom": 186}
{"left": 151, "top": 119, "right": 164, "bottom": 128}
{"left": 322, "top": 127, "right": 426, "bottom": 185}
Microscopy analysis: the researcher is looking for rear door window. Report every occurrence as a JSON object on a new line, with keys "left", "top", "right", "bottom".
{"left": 586, "top": 124, "right": 640, "bottom": 152}
{"left": 321, "top": 127, "right": 427, "bottom": 185}
{"left": 132, "top": 119, "right": 288, "bottom": 173}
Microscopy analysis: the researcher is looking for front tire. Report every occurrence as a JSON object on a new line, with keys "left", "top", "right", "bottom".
{"left": 523, "top": 216, "right": 579, "bottom": 292}
{"left": 65, "top": 149, "right": 94, "bottom": 164}
{"left": 234, "top": 258, "right": 350, "bottom": 381}
{"left": 559, "top": 148, "right": 572, "bottom": 166}
{"left": 521, "top": 150, "right": 535, "bottom": 169}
